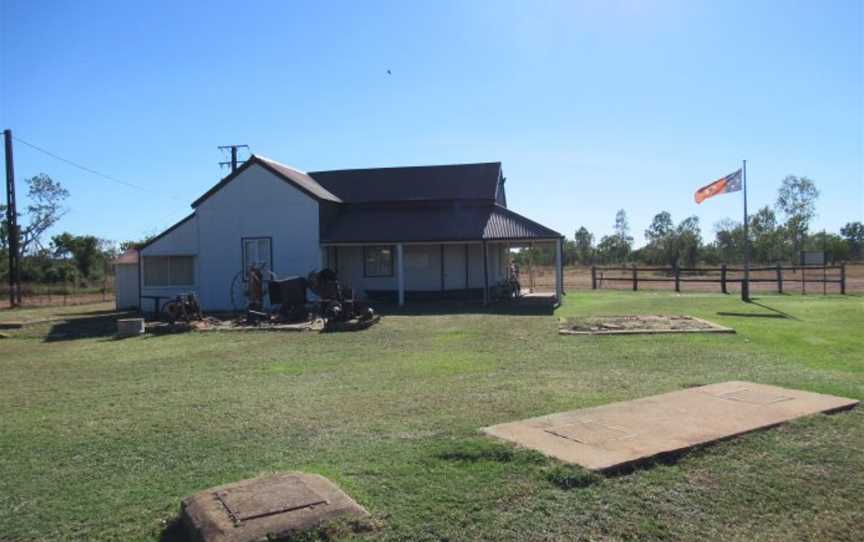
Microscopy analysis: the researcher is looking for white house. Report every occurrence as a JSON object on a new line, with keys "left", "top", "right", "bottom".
{"left": 117, "top": 155, "right": 563, "bottom": 312}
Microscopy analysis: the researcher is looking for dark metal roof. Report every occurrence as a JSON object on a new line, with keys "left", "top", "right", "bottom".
{"left": 320, "top": 204, "right": 561, "bottom": 244}
{"left": 191, "top": 155, "right": 341, "bottom": 208}
{"left": 309, "top": 162, "right": 502, "bottom": 204}
{"left": 483, "top": 206, "right": 562, "bottom": 240}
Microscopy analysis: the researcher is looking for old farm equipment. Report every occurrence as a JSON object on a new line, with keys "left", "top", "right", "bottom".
{"left": 306, "top": 268, "right": 375, "bottom": 329}
{"left": 230, "top": 265, "right": 377, "bottom": 330}
{"left": 162, "top": 292, "right": 203, "bottom": 324}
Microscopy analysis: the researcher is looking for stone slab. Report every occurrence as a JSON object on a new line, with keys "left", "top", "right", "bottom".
{"left": 181, "top": 472, "right": 369, "bottom": 542}
{"left": 483, "top": 381, "right": 858, "bottom": 472}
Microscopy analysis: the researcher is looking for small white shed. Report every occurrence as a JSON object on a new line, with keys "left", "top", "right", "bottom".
{"left": 114, "top": 249, "right": 140, "bottom": 310}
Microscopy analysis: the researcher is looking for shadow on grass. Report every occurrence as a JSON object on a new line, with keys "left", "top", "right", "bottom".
{"left": 63, "top": 308, "right": 132, "bottom": 318}
{"left": 750, "top": 300, "right": 800, "bottom": 320}
{"left": 375, "top": 300, "right": 555, "bottom": 317}
{"left": 435, "top": 440, "right": 546, "bottom": 464}
{"left": 43, "top": 313, "right": 136, "bottom": 342}
{"left": 716, "top": 312, "right": 788, "bottom": 319}
{"left": 717, "top": 298, "right": 799, "bottom": 321}
{"left": 545, "top": 464, "right": 602, "bottom": 490}
{"left": 44, "top": 315, "right": 116, "bottom": 342}
{"left": 158, "top": 516, "right": 189, "bottom": 542}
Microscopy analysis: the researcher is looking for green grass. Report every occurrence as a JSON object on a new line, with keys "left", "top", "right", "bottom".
{"left": 1, "top": 293, "right": 862, "bottom": 541}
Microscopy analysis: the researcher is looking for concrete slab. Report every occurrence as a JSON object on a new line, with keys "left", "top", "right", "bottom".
{"left": 483, "top": 381, "right": 858, "bottom": 472}
{"left": 181, "top": 472, "right": 369, "bottom": 542}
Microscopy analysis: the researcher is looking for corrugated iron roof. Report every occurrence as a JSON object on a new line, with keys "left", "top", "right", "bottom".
{"left": 191, "top": 155, "right": 341, "bottom": 208}
{"left": 483, "top": 206, "right": 562, "bottom": 240}
{"left": 310, "top": 162, "right": 502, "bottom": 203}
{"left": 255, "top": 156, "right": 342, "bottom": 202}
{"left": 321, "top": 204, "right": 560, "bottom": 244}
{"left": 114, "top": 248, "right": 139, "bottom": 264}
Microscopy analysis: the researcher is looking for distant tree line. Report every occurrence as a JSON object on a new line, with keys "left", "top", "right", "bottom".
{"left": 0, "top": 174, "right": 130, "bottom": 289}
{"left": 515, "top": 175, "right": 863, "bottom": 267}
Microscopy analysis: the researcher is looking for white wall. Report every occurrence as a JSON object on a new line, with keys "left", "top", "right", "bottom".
{"left": 195, "top": 164, "right": 320, "bottom": 310}
{"left": 404, "top": 245, "right": 442, "bottom": 291}
{"left": 114, "top": 264, "right": 139, "bottom": 309}
{"left": 333, "top": 242, "right": 511, "bottom": 299}
{"left": 139, "top": 215, "right": 199, "bottom": 310}
{"left": 443, "top": 244, "right": 468, "bottom": 289}
{"left": 334, "top": 246, "right": 396, "bottom": 295}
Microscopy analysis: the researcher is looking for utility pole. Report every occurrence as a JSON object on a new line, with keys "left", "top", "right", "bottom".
{"left": 4, "top": 129, "right": 20, "bottom": 308}
{"left": 741, "top": 159, "right": 750, "bottom": 302}
{"left": 218, "top": 144, "right": 249, "bottom": 172}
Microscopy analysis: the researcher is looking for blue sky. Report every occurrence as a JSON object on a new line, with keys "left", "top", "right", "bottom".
{"left": 1, "top": 0, "right": 861, "bottom": 247}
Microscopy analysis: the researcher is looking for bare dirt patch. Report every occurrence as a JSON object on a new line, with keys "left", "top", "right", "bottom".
{"left": 559, "top": 315, "right": 734, "bottom": 335}
{"left": 146, "top": 314, "right": 381, "bottom": 334}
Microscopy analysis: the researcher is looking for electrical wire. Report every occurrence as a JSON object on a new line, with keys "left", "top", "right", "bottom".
{"left": 11, "top": 135, "right": 182, "bottom": 201}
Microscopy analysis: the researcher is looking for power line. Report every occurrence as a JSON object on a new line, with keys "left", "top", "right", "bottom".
{"left": 11, "top": 135, "right": 182, "bottom": 201}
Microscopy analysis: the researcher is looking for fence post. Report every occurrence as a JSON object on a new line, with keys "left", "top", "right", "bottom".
{"left": 720, "top": 264, "right": 727, "bottom": 294}
{"left": 632, "top": 265, "right": 638, "bottom": 291}
{"left": 802, "top": 265, "right": 806, "bottom": 295}
{"left": 776, "top": 263, "right": 783, "bottom": 294}
{"left": 840, "top": 263, "right": 846, "bottom": 295}
{"left": 591, "top": 265, "right": 597, "bottom": 290}
{"left": 674, "top": 264, "right": 680, "bottom": 293}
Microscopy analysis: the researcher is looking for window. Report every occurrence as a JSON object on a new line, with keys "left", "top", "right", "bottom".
{"left": 243, "top": 237, "right": 272, "bottom": 277}
{"left": 143, "top": 256, "right": 195, "bottom": 287}
{"left": 363, "top": 246, "right": 393, "bottom": 277}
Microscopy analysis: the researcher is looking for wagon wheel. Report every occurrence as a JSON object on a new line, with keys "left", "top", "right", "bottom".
{"left": 162, "top": 300, "right": 182, "bottom": 324}
{"left": 229, "top": 271, "right": 248, "bottom": 312}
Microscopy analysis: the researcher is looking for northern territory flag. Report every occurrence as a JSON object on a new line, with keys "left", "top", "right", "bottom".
{"left": 694, "top": 169, "right": 742, "bottom": 204}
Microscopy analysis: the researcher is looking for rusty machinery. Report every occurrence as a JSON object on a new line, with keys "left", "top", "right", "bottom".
{"left": 231, "top": 265, "right": 374, "bottom": 328}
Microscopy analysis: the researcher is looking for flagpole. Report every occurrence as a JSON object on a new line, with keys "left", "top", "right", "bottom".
{"left": 742, "top": 159, "right": 751, "bottom": 302}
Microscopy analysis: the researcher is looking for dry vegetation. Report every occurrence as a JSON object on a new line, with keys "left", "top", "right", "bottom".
{"left": 527, "top": 263, "right": 864, "bottom": 295}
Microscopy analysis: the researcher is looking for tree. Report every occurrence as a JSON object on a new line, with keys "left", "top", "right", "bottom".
{"left": 596, "top": 235, "right": 627, "bottom": 264}
{"left": 573, "top": 226, "right": 594, "bottom": 264}
{"left": 776, "top": 175, "right": 819, "bottom": 259}
{"left": 749, "top": 206, "right": 783, "bottom": 264}
{"left": 119, "top": 237, "right": 154, "bottom": 252}
{"left": 614, "top": 209, "right": 632, "bottom": 246}
{"left": 840, "top": 221, "right": 864, "bottom": 260}
{"left": 51, "top": 233, "right": 102, "bottom": 279}
{"left": 0, "top": 174, "right": 69, "bottom": 258}
{"left": 597, "top": 209, "right": 632, "bottom": 263}
{"left": 561, "top": 239, "right": 578, "bottom": 266}
{"left": 675, "top": 216, "right": 702, "bottom": 268}
{"left": 643, "top": 211, "right": 675, "bottom": 265}
{"left": 805, "top": 231, "right": 850, "bottom": 264}
{"left": 713, "top": 218, "right": 746, "bottom": 263}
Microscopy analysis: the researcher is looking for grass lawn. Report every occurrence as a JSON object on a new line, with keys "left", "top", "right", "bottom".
{"left": 1, "top": 292, "right": 862, "bottom": 541}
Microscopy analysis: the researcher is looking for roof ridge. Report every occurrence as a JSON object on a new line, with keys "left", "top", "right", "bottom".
{"left": 308, "top": 161, "right": 501, "bottom": 175}
{"left": 252, "top": 154, "right": 310, "bottom": 175}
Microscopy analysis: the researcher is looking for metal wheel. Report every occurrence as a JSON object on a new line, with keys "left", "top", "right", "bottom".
{"left": 229, "top": 271, "right": 247, "bottom": 312}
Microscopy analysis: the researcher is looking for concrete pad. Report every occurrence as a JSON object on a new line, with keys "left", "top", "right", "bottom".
{"left": 181, "top": 472, "right": 368, "bottom": 542}
{"left": 483, "top": 381, "right": 858, "bottom": 472}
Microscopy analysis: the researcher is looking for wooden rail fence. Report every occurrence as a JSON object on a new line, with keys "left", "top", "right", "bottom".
{"left": 590, "top": 263, "right": 847, "bottom": 295}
